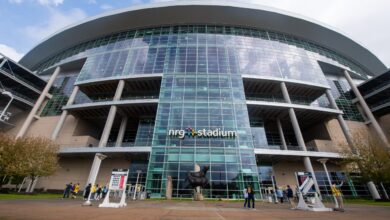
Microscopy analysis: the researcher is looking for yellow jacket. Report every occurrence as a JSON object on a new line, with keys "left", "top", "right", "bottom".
{"left": 74, "top": 184, "right": 80, "bottom": 193}
{"left": 91, "top": 185, "right": 97, "bottom": 193}
{"left": 331, "top": 185, "right": 342, "bottom": 197}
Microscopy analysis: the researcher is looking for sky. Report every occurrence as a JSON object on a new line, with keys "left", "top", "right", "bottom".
{"left": 0, "top": 0, "right": 389, "bottom": 69}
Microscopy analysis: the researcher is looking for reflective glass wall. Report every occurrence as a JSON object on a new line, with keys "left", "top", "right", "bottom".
{"left": 34, "top": 26, "right": 368, "bottom": 83}
{"left": 33, "top": 25, "right": 373, "bottom": 198}
{"left": 146, "top": 67, "right": 261, "bottom": 198}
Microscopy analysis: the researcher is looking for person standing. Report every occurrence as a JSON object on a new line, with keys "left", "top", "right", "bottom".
{"left": 62, "top": 182, "right": 72, "bottom": 199}
{"left": 247, "top": 186, "right": 255, "bottom": 209}
{"left": 243, "top": 187, "right": 249, "bottom": 208}
{"left": 84, "top": 183, "right": 91, "bottom": 200}
{"left": 331, "top": 182, "right": 344, "bottom": 211}
{"left": 276, "top": 186, "right": 284, "bottom": 204}
{"left": 95, "top": 184, "right": 102, "bottom": 200}
{"left": 90, "top": 184, "right": 97, "bottom": 200}
{"left": 72, "top": 183, "right": 80, "bottom": 199}
{"left": 286, "top": 185, "right": 295, "bottom": 208}
{"left": 102, "top": 185, "right": 108, "bottom": 199}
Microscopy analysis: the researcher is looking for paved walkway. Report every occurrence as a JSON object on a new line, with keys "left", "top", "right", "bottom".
{"left": 0, "top": 199, "right": 389, "bottom": 220}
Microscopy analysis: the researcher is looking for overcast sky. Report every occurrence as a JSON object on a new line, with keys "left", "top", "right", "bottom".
{"left": 1, "top": 0, "right": 389, "bottom": 70}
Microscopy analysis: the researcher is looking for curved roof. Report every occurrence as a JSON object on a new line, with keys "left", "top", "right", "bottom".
{"left": 19, "top": 0, "right": 386, "bottom": 75}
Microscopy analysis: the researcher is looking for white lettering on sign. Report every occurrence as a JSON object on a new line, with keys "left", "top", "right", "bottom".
{"left": 168, "top": 127, "right": 237, "bottom": 139}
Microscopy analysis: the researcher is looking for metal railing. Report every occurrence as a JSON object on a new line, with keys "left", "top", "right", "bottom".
{"left": 120, "top": 95, "right": 159, "bottom": 100}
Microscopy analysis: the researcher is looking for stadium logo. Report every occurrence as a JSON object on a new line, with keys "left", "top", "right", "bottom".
{"left": 168, "top": 127, "right": 237, "bottom": 139}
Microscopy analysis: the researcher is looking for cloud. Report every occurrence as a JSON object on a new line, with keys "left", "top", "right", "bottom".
{"left": 8, "top": 0, "right": 64, "bottom": 6}
{"left": 22, "top": 8, "right": 87, "bottom": 42}
{"left": 236, "top": 0, "right": 390, "bottom": 67}
{"left": 0, "top": 44, "right": 24, "bottom": 61}
{"left": 100, "top": 4, "right": 113, "bottom": 10}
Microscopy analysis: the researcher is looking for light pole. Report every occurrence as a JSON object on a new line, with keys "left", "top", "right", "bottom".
{"left": 317, "top": 158, "right": 338, "bottom": 208}
{"left": 133, "top": 170, "right": 142, "bottom": 200}
{"left": 0, "top": 91, "right": 14, "bottom": 122}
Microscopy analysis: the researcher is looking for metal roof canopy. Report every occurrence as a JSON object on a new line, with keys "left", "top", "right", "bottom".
{"left": 19, "top": 0, "right": 386, "bottom": 75}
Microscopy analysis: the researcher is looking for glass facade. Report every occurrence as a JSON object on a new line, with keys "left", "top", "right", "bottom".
{"left": 314, "top": 171, "right": 371, "bottom": 198}
{"left": 146, "top": 66, "right": 261, "bottom": 198}
{"left": 328, "top": 79, "right": 364, "bottom": 122}
{"left": 33, "top": 25, "right": 375, "bottom": 199}
{"left": 41, "top": 72, "right": 78, "bottom": 116}
{"left": 33, "top": 26, "right": 368, "bottom": 83}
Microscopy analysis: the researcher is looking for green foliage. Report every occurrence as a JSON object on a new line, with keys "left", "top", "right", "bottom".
{"left": 341, "top": 131, "right": 390, "bottom": 184}
{"left": 0, "top": 133, "right": 59, "bottom": 188}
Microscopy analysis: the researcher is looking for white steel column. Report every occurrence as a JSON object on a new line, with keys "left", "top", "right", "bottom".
{"left": 16, "top": 66, "right": 61, "bottom": 139}
{"left": 344, "top": 70, "right": 390, "bottom": 149}
{"left": 51, "top": 85, "right": 79, "bottom": 140}
{"left": 115, "top": 116, "right": 128, "bottom": 147}
{"left": 84, "top": 80, "right": 125, "bottom": 205}
{"left": 325, "top": 89, "right": 357, "bottom": 153}
{"left": 280, "top": 82, "right": 322, "bottom": 196}
{"left": 276, "top": 118, "right": 288, "bottom": 150}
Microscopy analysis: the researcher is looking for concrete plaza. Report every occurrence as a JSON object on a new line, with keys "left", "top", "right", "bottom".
{"left": 0, "top": 199, "right": 389, "bottom": 220}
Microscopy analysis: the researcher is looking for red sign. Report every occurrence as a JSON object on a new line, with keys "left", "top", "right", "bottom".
{"left": 119, "top": 175, "right": 125, "bottom": 189}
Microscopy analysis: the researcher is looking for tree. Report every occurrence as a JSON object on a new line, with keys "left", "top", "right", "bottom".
{"left": 0, "top": 133, "right": 59, "bottom": 191}
{"left": 341, "top": 131, "right": 390, "bottom": 185}
{"left": 0, "top": 133, "right": 18, "bottom": 188}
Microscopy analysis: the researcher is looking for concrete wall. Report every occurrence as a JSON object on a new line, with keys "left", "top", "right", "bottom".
{"left": 35, "top": 155, "right": 131, "bottom": 190}
{"left": 8, "top": 114, "right": 100, "bottom": 147}
{"left": 303, "top": 122, "right": 331, "bottom": 141}
{"left": 325, "top": 119, "right": 369, "bottom": 152}
{"left": 3, "top": 111, "right": 29, "bottom": 136}
{"left": 377, "top": 114, "right": 390, "bottom": 140}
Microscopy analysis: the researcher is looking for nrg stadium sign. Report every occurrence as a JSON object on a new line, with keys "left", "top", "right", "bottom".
{"left": 168, "top": 127, "right": 237, "bottom": 139}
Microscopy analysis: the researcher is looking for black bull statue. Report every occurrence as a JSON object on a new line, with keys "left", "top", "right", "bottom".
{"left": 187, "top": 166, "right": 209, "bottom": 189}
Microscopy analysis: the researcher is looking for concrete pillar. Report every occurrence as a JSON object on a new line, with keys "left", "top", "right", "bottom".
{"left": 343, "top": 70, "right": 390, "bottom": 149}
{"left": 86, "top": 154, "right": 105, "bottom": 184}
{"left": 51, "top": 86, "right": 79, "bottom": 140}
{"left": 325, "top": 89, "right": 357, "bottom": 153}
{"left": 327, "top": 88, "right": 382, "bottom": 199}
{"left": 99, "top": 106, "right": 117, "bottom": 147}
{"left": 276, "top": 118, "right": 288, "bottom": 150}
{"left": 367, "top": 181, "right": 381, "bottom": 200}
{"left": 280, "top": 82, "right": 321, "bottom": 196}
{"left": 98, "top": 80, "right": 125, "bottom": 147}
{"left": 113, "top": 80, "right": 125, "bottom": 101}
{"left": 166, "top": 176, "right": 173, "bottom": 200}
{"left": 115, "top": 116, "right": 128, "bottom": 147}
{"left": 280, "top": 82, "right": 291, "bottom": 103}
{"left": 16, "top": 66, "right": 61, "bottom": 139}
{"left": 84, "top": 80, "right": 126, "bottom": 205}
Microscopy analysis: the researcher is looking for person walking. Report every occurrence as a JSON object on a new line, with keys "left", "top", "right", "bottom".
{"left": 102, "top": 185, "right": 108, "bottom": 199}
{"left": 243, "top": 187, "right": 249, "bottom": 208}
{"left": 84, "top": 183, "right": 91, "bottom": 200}
{"left": 247, "top": 186, "right": 255, "bottom": 209}
{"left": 331, "top": 182, "right": 344, "bottom": 211}
{"left": 276, "top": 186, "right": 284, "bottom": 204}
{"left": 62, "top": 182, "right": 72, "bottom": 199}
{"left": 90, "top": 184, "right": 97, "bottom": 200}
{"left": 95, "top": 184, "right": 102, "bottom": 200}
{"left": 286, "top": 185, "right": 295, "bottom": 208}
{"left": 71, "top": 183, "right": 80, "bottom": 199}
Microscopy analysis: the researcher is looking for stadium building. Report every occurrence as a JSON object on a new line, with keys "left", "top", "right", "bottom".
{"left": 1, "top": 1, "right": 389, "bottom": 199}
